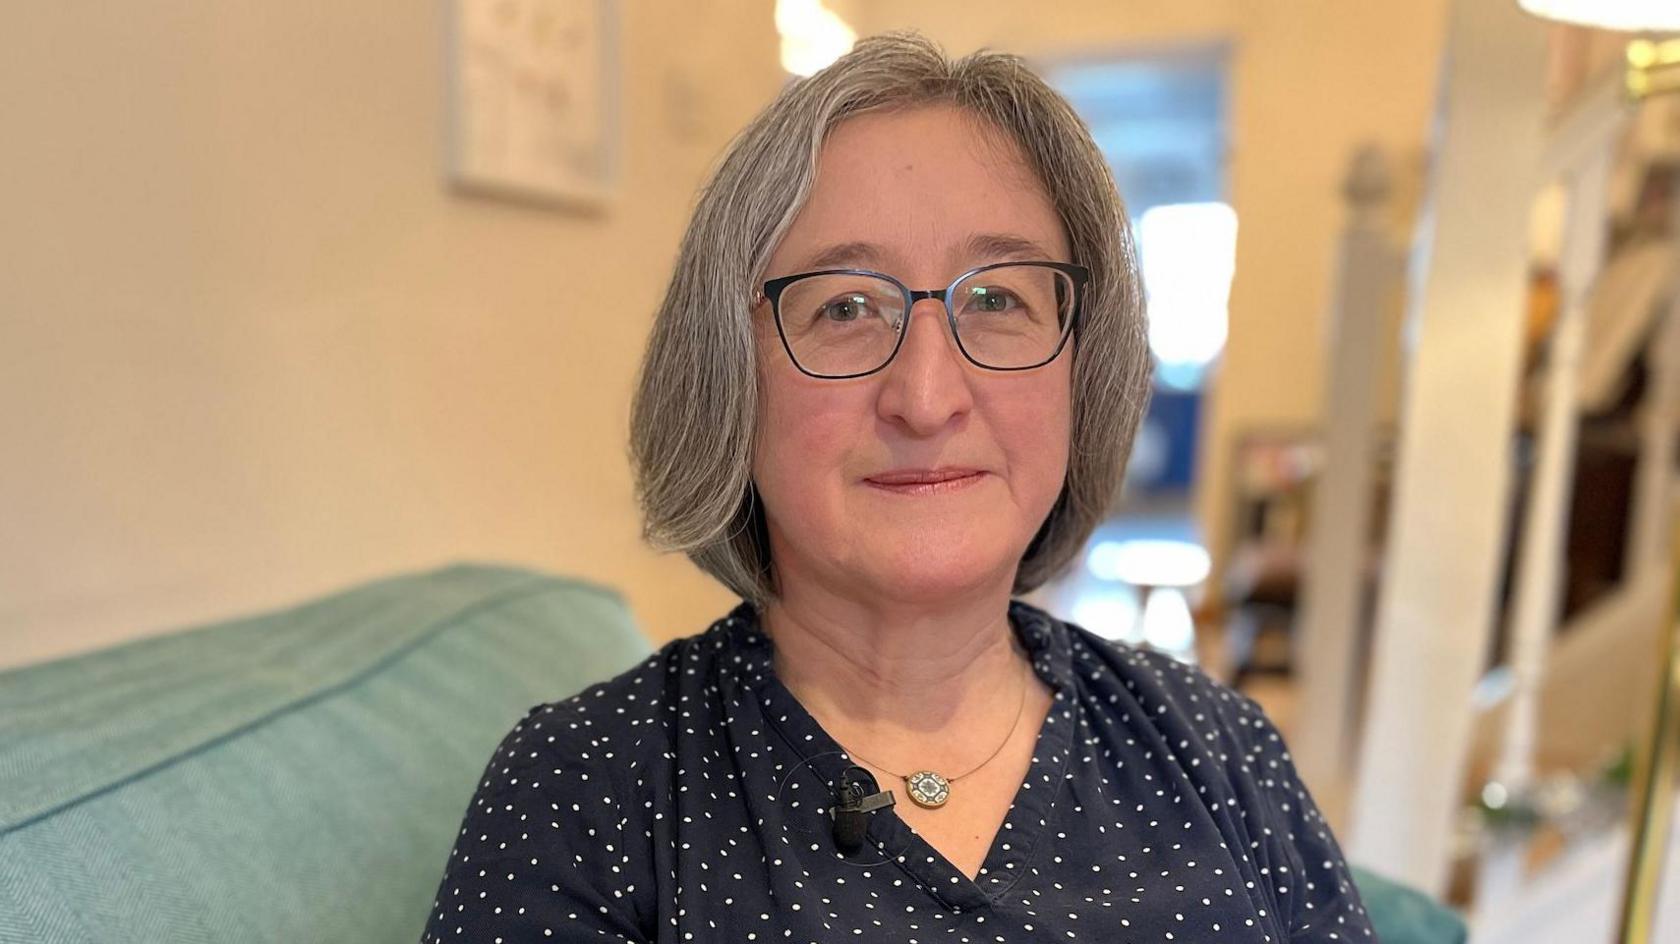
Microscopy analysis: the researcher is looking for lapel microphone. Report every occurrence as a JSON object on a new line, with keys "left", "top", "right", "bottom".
{"left": 832, "top": 765, "right": 895, "bottom": 854}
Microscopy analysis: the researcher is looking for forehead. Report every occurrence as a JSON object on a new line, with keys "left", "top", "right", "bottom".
{"left": 769, "top": 104, "right": 1070, "bottom": 277}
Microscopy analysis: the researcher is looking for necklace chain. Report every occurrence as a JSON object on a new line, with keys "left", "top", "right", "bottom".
{"left": 837, "top": 654, "right": 1032, "bottom": 788}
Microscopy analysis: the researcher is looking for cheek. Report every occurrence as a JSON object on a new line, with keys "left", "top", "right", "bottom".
{"left": 751, "top": 353, "right": 858, "bottom": 506}
{"left": 990, "top": 368, "right": 1074, "bottom": 508}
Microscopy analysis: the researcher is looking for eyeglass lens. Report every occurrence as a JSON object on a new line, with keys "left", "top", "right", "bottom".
{"left": 775, "top": 264, "right": 1074, "bottom": 377}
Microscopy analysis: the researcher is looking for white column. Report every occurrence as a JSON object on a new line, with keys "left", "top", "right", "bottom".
{"left": 1346, "top": 0, "right": 1549, "bottom": 895}
{"left": 1493, "top": 145, "right": 1614, "bottom": 799}
{"left": 1294, "top": 146, "right": 1405, "bottom": 831}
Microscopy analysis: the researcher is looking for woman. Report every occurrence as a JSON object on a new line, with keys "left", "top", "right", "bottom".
{"left": 422, "top": 32, "right": 1373, "bottom": 943}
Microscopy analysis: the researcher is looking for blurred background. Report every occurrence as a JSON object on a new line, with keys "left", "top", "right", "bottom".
{"left": 3, "top": 0, "right": 1680, "bottom": 939}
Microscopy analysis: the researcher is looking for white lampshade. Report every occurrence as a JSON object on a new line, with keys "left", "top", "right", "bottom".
{"left": 1518, "top": 0, "right": 1680, "bottom": 31}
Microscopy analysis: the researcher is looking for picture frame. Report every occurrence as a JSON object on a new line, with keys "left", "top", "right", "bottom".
{"left": 444, "top": 0, "right": 619, "bottom": 211}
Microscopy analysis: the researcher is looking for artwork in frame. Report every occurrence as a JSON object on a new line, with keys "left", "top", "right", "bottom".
{"left": 445, "top": 0, "right": 619, "bottom": 210}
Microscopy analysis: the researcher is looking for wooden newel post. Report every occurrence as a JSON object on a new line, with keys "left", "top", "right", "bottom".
{"left": 1294, "top": 144, "right": 1405, "bottom": 830}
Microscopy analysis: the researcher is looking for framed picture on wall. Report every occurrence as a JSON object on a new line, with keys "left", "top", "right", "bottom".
{"left": 445, "top": 0, "right": 619, "bottom": 210}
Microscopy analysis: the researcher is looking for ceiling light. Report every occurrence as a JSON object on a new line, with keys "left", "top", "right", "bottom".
{"left": 1517, "top": 0, "right": 1680, "bottom": 32}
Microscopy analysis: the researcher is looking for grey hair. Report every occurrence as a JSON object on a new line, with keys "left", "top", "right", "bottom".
{"left": 629, "top": 30, "right": 1153, "bottom": 606}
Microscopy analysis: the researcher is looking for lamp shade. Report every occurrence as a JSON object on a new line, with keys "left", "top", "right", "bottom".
{"left": 1518, "top": 0, "right": 1680, "bottom": 31}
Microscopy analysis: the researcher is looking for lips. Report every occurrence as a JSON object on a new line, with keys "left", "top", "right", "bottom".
{"left": 863, "top": 468, "right": 985, "bottom": 486}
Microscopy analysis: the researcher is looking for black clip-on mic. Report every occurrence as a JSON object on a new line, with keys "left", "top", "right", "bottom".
{"left": 832, "top": 765, "right": 895, "bottom": 854}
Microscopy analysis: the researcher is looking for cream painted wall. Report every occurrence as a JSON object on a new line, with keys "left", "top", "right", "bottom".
{"left": 853, "top": 0, "right": 1450, "bottom": 578}
{"left": 0, "top": 1, "right": 780, "bottom": 668}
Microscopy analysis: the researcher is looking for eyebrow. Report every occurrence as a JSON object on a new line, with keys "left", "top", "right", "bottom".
{"left": 798, "top": 232, "right": 1058, "bottom": 273}
{"left": 965, "top": 232, "right": 1057, "bottom": 264}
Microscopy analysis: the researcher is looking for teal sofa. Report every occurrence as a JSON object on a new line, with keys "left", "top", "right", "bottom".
{"left": 0, "top": 563, "right": 1464, "bottom": 942}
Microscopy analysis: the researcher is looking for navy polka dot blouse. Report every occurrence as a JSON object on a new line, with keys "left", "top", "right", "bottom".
{"left": 421, "top": 600, "right": 1375, "bottom": 942}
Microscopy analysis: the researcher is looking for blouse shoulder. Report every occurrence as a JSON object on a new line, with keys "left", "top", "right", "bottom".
{"left": 1054, "top": 614, "right": 1373, "bottom": 939}
{"left": 1059, "top": 614, "right": 1282, "bottom": 748}
{"left": 514, "top": 604, "right": 756, "bottom": 776}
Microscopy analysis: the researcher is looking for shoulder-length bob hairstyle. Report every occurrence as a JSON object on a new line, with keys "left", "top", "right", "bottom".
{"left": 629, "top": 30, "right": 1153, "bottom": 607}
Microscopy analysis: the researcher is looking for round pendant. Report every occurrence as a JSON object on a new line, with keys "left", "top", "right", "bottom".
{"left": 905, "top": 770, "right": 951, "bottom": 808}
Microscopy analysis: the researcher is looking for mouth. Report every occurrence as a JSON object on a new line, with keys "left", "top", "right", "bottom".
{"left": 862, "top": 468, "right": 988, "bottom": 495}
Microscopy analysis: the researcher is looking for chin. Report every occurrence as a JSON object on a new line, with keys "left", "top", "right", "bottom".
{"left": 871, "top": 570, "right": 996, "bottom": 605}
{"left": 863, "top": 537, "right": 1016, "bottom": 602}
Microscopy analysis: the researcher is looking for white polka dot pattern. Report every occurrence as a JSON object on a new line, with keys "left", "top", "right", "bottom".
{"left": 420, "top": 600, "right": 1375, "bottom": 942}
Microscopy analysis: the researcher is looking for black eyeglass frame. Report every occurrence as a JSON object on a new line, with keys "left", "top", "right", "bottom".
{"left": 754, "top": 260, "right": 1091, "bottom": 380}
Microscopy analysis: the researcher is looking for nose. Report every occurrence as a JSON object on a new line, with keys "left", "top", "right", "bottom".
{"left": 874, "top": 297, "right": 974, "bottom": 436}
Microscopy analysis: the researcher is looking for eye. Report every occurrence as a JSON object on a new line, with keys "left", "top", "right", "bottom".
{"left": 817, "top": 293, "right": 873, "bottom": 323}
{"left": 962, "top": 285, "right": 1022, "bottom": 314}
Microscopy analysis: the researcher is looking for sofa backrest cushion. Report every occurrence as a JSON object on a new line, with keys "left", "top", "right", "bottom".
{"left": 0, "top": 563, "right": 653, "bottom": 944}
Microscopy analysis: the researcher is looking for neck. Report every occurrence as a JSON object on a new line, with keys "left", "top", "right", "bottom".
{"left": 762, "top": 579, "right": 1029, "bottom": 752}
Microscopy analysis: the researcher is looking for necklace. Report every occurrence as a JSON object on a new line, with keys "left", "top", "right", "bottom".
{"left": 836, "top": 655, "right": 1032, "bottom": 810}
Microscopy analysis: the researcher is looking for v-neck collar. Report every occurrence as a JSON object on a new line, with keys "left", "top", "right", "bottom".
{"left": 714, "top": 599, "right": 1080, "bottom": 912}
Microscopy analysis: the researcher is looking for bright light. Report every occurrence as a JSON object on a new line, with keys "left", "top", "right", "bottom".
{"left": 1137, "top": 202, "right": 1237, "bottom": 391}
{"left": 1071, "top": 588, "right": 1142, "bottom": 643}
{"left": 1481, "top": 781, "right": 1510, "bottom": 810}
{"left": 1141, "top": 588, "right": 1198, "bottom": 663}
{"left": 1086, "top": 539, "right": 1212, "bottom": 588}
{"left": 1518, "top": 0, "right": 1680, "bottom": 31}
{"left": 775, "top": 0, "right": 857, "bottom": 77}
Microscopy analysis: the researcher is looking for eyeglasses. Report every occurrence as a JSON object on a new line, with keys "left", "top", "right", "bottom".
{"left": 754, "top": 261, "right": 1090, "bottom": 379}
